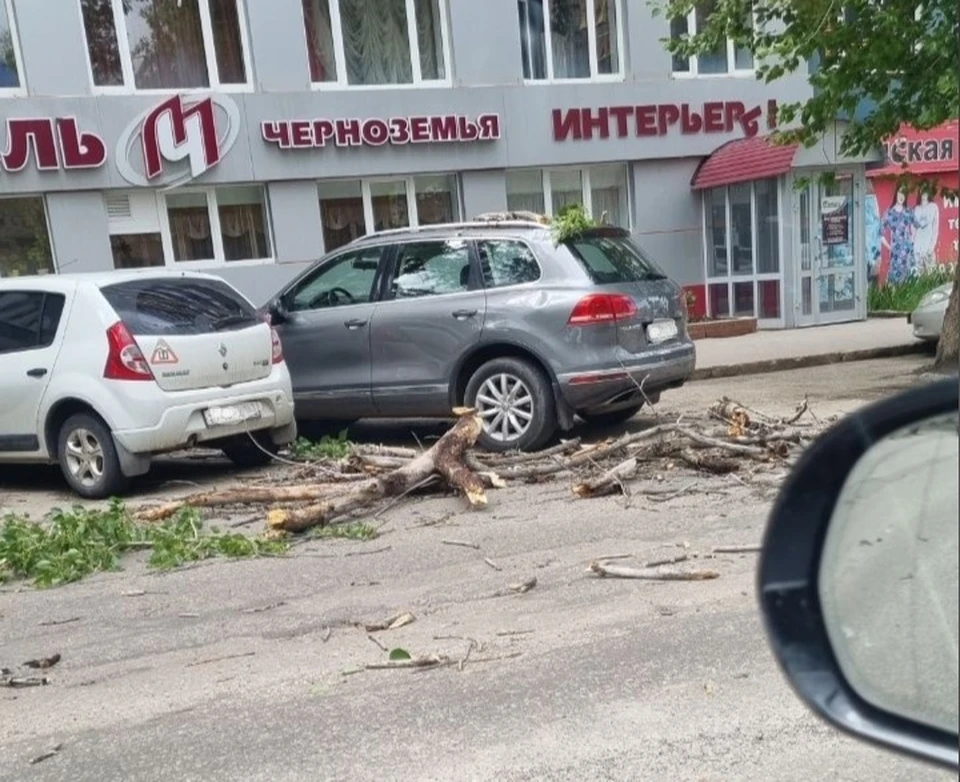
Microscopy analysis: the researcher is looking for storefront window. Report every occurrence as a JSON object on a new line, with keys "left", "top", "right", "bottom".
{"left": 506, "top": 165, "right": 631, "bottom": 228}
{"left": 0, "top": 0, "right": 25, "bottom": 92}
{"left": 518, "top": 0, "right": 623, "bottom": 80}
{"left": 702, "top": 178, "right": 782, "bottom": 322}
{"left": 80, "top": 0, "right": 249, "bottom": 90}
{"left": 110, "top": 234, "right": 164, "bottom": 269}
{"left": 318, "top": 175, "right": 462, "bottom": 253}
{"left": 0, "top": 198, "right": 55, "bottom": 278}
{"left": 167, "top": 191, "right": 214, "bottom": 262}
{"left": 217, "top": 186, "right": 271, "bottom": 261}
{"left": 302, "top": 0, "right": 449, "bottom": 86}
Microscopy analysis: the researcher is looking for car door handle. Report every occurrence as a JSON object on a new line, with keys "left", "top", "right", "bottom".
{"left": 452, "top": 309, "right": 478, "bottom": 320}
{"left": 343, "top": 318, "right": 368, "bottom": 330}
{"left": 26, "top": 368, "right": 48, "bottom": 378}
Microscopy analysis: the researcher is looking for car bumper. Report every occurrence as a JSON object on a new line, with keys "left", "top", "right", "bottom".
{"left": 112, "top": 380, "right": 296, "bottom": 455}
{"left": 909, "top": 306, "right": 945, "bottom": 341}
{"left": 556, "top": 341, "right": 697, "bottom": 411}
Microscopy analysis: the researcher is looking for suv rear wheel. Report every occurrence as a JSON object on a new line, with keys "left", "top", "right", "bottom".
{"left": 57, "top": 413, "right": 130, "bottom": 499}
{"left": 465, "top": 357, "right": 556, "bottom": 452}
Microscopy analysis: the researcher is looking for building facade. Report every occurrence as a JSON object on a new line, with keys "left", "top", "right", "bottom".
{"left": 1, "top": 0, "right": 882, "bottom": 327}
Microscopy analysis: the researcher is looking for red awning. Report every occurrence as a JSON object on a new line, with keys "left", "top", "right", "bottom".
{"left": 691, "top": 135, "right": 799, "bottom": 190}
{"left": 866, "top": 119, "right": 959, "bottom": 178}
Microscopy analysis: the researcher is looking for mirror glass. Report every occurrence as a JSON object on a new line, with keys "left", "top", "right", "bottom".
{"left": 819, "top": 410, "right": 959, "bottom": 735}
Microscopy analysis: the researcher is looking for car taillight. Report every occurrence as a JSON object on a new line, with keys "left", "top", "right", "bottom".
{"left": 262, "top": 312, "right": 284, "bottom": 364}
{"left": 567, "top": 294, "right": 638, "bottom": 326}
{"left": 103, "top": 322, "right": 154, "bottom": 381}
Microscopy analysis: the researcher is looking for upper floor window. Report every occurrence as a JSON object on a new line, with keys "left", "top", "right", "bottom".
{"left": 0, "top": 0, "right": 25, "bottom": 95}
{"left": 79, "top": 0, "right": 251, "bottom": 91}
{"left": 671, "top": 1, "right": 753, "bottom": 76}
{"left": 302, "top": 0, "right": 450, "bottom": 87}
{"left": 518, "top": 0, "right": 622, "bottom": 81}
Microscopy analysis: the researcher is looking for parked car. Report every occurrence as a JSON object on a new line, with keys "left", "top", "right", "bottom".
{"left": 265, "top": 218, "right": 695, "bottom": 452}
{"left": 0, "top": 271, "right": 296, "bottom": 499}
{"left": 908, "top": 282, "right": 952, "bottom": 341}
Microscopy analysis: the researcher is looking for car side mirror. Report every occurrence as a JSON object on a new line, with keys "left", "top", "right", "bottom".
{"left": 269, "top": 296, "right": 290, "bottom": 324}
{"left": 759, "top": 376, "right": 959, "bottom": 772}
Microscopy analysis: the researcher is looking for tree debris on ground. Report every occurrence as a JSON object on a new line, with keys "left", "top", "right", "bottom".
{"left": 130, "top": 397, "right": 823, "bottom": 537}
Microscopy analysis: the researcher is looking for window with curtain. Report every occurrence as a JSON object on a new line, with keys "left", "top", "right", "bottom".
{"left": 218, "top": 186, "right": 271, "bottom": 262}
{"left": 0, "top": 198, "right": 55, "bottom": 277}
{"left": 302, "top": 0, "right": 448, "bottom": 86}
{"left": 506, "top": 170, "right": 546, "bottom": 214}
{"left": 506, "top": 165, "right": 630, "bottom": 228}
{"left": 167, "top": 191, "right": 214, "bottom": 262}
{"left": 518, "top": 0, "right": 623, "bottom": 80}
{"left": 319, "top": 180, "right": 367, "bottom": 252}
{"left": 670, "top": 0, "right": 753, "bottom": 75}
{"left": 79, "top": 0, "right": 249, "bottom": 89}
{"left": 0, "top": 0, "right": 25, "bottom": 91}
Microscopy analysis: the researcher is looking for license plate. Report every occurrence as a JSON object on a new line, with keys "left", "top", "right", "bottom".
{"left": 646, "top": 319, "right": 678, "bottom": 344}
{"left": 203, "top": 402, "right": 263, "bottom": 427}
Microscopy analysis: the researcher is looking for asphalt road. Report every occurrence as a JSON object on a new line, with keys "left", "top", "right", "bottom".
{"left": 0, "top": 355, "right": 954, "bottom": 781}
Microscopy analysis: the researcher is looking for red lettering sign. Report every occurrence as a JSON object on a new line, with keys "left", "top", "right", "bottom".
{"left": 261, "top": 113, "right": 502, "bottom": 150}
{"left": 1, "top": 117, "right": 107, "bottom": 172}
{"left": 552, "top": 101, "right": 779, "bottom": 142}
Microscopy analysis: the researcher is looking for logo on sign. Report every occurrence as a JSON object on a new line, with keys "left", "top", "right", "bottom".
{"left": 116, "top": 94, "right": 241, "bottom": 189}
{"left": 151, "top": 340, "right": 179, "bottom": 365}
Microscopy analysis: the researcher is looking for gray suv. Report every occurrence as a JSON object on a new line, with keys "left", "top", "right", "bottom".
{"left": 266, "top": 218, "right": 695, "bottom": 452}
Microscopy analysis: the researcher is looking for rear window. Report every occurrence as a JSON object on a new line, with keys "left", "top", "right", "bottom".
{"left": 568, "top": 235, "right": 667, "bottom": 284}
{"left": 100, "top": 278, "right": 260, "bottom": 336}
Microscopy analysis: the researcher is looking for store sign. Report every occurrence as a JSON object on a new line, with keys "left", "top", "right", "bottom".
{"left": 820, "top": 196, "right": 850, "bottom": 246}
{"left": 885, "top": 131, "right": 956, "bottom": 168}
{"left": 262, "top": 113, "right": 501, "bottom": 150}
{"left": 116, "top": 94, "right": 241, "bottom": 188}
{"left": 552, "top": 100, "right": 779, "bottom": 142}
{"left": 0, "top": 117, "right": 107, "bottom": 172}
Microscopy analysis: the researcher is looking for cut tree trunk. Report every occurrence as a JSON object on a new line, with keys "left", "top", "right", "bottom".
{"left": 267, "top": 411, "right": 486, "bottom": 533}
{"left": 934, "top": 264, "right": 959, "bottom": 371}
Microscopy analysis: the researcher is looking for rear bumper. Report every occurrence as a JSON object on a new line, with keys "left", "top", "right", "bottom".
{"left": 557, "top": 341, "right": 697, "bottom": 411}
{"left": 112, "top": 377, "right": 296, "bottom": 455}
{"left": 910, "top": 307, "right": 945, "bottom": 341}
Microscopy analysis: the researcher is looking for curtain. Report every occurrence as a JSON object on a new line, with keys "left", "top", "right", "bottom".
{"left": 303, "top": 0, "right": 337, "bottom": 81}
{"left": 209, "top": 0, "right": 245, "bottom": 83}
{"left": 550, "top": 0, "right": 589, "bottom": 78}
{"left": 415, "top": 0, "right": 444, "bottom": 79}
{"left": 220, "top": 204, "right": 267, "bottom": 260}
{"left": 80, "top": 0, "right": 125, "bottom": 86}
{"left": 127, "top": 0, "right": 209, "bottom": 89}
{"left": 507, "top": 192, "right": 545, "bottom": 214}
{"left": 321, "top": 198, "right": 366, "bottom": 251}
{"left": 372, "top": 193, "right": 409, "bottom": 231}
{"left": 169, "top": 207, "right": 213, "bottom": 261}
{"left": 339, "top": 0, "right": 413, "bottom": 85}
{"left": 590, "top": 187, "right": 623, "bottom": 228}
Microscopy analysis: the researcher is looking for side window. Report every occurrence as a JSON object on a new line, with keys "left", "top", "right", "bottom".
{"left": 391, "top": 240, "right": 472, "bottom": 300}
{"left": 288, "top": 247, "right": 383, "bottom": 312}
{"left": 0, "top": 291, "right": 57, "bottom": 355}
{"left": 477, "top": 240, "right": 541, "bottom": 289}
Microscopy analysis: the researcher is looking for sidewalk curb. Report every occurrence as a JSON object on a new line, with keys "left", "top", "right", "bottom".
{"left": 691, "top": 342, "right": 929, "bottom": 381}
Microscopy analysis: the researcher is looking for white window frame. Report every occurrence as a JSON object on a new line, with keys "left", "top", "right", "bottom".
{"left": 506, "top": 165, "right": 633, "bottom": 229}
{"left": 520, "top": 0, "right": 625, "bottom": 84}
{"left": 672, "top": 8, "right": 756, "bottom": 79}
{"left": 318, "top": 174, "right": 463, "bottom": 252}
{"left": 304, "top": 0, "right": 453, "bottom": 91}
{"left": 0, "top": 0, "right": 27, "bottom": 97}
{"left": 79, "top": 0, "right": 254, "bottom": 96}
{"left": 106, "top": 186, "right": 275, "bottom": 270}
{"left": 701, "top": 179, "right": 785, "bottom": 327}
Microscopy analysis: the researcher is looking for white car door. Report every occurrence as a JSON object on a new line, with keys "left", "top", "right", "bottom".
{"left": 0, "top": 290, "right": 67, "bottom": 456}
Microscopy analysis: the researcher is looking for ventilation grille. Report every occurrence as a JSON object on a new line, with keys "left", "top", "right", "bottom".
{"left": 105, "top": 193, "right": 132, "bottom": 220}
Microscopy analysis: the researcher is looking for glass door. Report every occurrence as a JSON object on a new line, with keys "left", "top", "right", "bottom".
{"left": 796, "top": 174, "right": 860, "bottom": 326}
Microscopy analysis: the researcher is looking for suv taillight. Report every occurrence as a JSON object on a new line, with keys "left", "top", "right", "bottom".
{"left": 104, "top": 322, "right": 154, "bottom": 381}
{"left": 567, "top": 294, "right": 638, "bottom": 326}
{"left": 262, "top": 312, "right": 284, "bottom": 364}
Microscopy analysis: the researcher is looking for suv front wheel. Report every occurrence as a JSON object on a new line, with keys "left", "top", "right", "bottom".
{"left": 465, "top": 357, "right": 556, "bottom": 453}
{"left": 57, "top": 413, "right": 130, "bottom": 499}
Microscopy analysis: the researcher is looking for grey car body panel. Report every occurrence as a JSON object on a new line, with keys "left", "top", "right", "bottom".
{"left": 267, "top": 223, "right": 696, "bottom": 426}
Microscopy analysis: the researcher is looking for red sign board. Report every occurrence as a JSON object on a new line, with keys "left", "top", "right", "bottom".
{"left": 262, "top": 113, "right": 502, "bottom": 149}
{"left": 871, "top": 120, "right": 958, "bottom": 177}
{"left": 552, "top": 100, "right": 778, "bottom": 142}
{"left": 0, "top": 117, "right": 107, "bottom": 172}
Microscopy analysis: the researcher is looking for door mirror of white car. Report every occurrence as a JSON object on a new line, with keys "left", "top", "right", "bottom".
{"left": 759, "top": 376, "right": 959, "bottom": 772}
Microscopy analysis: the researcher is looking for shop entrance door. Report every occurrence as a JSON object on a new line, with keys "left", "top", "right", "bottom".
{"left": 796, "top": 173, "right": 862, "bottom": 326}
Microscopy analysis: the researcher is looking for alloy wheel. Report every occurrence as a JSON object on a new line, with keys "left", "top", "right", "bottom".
{"left": 475, "top": 373, "right": 534, "bottom": 443}
{"left": 64, "top": 428, "right": 105, "bottom": 488}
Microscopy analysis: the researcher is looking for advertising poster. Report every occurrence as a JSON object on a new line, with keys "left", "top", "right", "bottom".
{"left": 821, "top": 196, "right": 850, "bottom": 245}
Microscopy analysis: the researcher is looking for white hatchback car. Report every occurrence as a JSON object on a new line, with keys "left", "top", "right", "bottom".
{"left": 0, "top": 270, "right": 296, "bottom": 499}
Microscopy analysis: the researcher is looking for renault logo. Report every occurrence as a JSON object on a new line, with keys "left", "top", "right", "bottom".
{"left": 218, "top": 343, "right": 228, "bottom": 358}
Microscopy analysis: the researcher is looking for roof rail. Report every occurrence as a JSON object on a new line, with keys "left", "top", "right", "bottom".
{"left": 358, "top": 219, "right": 551, "bottom": 240}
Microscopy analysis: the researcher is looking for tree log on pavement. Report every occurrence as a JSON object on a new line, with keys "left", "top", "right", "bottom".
{"left": 267, "top": 411, "right": 486, "bottom": 533}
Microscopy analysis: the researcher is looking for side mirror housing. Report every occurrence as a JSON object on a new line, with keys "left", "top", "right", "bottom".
{"left": 268, "top": 296, "right": 290, "bottom": 324}
{"left": 759, "top": 376, "right": 959, "bottom": 772}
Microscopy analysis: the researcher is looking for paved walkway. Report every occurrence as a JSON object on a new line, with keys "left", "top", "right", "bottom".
{"left": 693, "top": 318, "right": 925, "bottom": 379}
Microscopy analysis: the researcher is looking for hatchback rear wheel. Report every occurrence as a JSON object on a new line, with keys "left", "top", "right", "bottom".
{"left": 57, "top": 413, "right": 130, "bottom": 499}
{"left": 465, "top": 357, "right": 556, "bottom": 452}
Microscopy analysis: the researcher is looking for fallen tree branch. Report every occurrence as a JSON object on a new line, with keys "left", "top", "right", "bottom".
{"left": 572, "top": 457, "right": 638, "bottom": 498}
{"left": 589, "top": 560, "right": 720, "bottom": 581}
{"left": 135, "top": 484, "right": 346, "bottom": 522}
{"left": 713, "top": 544, "right": 762, "bottom": 554}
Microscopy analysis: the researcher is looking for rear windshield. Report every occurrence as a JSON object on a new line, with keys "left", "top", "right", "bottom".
{"left": 100, "top": 278, "right": 260, "bottom": 336}
{"left": 568, "top": 235, "right": 667, "bottom": 284}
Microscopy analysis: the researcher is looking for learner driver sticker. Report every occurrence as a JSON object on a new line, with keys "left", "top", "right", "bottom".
{"left": 151, "top": 340, "right": 179, "bottom": 365}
